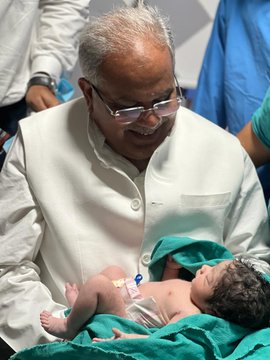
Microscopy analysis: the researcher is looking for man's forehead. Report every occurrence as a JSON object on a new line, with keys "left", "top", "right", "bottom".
{"left": 98, "top": 72, "right": 174, "bottom": 105}
{"left": 100, "top": 43, "right": 173, "bottom": 82}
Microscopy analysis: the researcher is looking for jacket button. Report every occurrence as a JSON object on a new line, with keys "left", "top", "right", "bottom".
{"left": 131, "top": 198, "right": 141, "bottom": 211}
{"left": 141, "top": 253, "right": 151, "bottom": 266}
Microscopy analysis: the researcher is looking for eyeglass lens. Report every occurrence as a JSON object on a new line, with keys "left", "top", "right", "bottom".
{"left": 115, "top": 98, "right": 181, "bottom": 124}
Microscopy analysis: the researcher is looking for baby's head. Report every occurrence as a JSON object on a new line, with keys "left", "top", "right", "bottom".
{"left": 190, "top": 259, "right": 270, "bottom": 329}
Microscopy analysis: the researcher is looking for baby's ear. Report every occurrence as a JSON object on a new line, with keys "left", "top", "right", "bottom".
{"left": 78, "top": 78, "right": 93, "bottom": 112}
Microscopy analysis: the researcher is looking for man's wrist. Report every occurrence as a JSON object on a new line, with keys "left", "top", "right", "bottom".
{"left": 27, "top": 73, "right": 57, "bottom": 94}
{"left": 165, "top": 261, "right": 182, "bottom": 270}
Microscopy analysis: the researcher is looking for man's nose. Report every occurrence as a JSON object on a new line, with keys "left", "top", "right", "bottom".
{"left": 136, "top": 109, "right": 161, "bottom": 128}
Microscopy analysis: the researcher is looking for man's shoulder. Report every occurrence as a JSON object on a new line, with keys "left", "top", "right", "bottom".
{"left": 18, "top": 97, "right": 89, "bottom": 153}
{"left": 19, "top": 97, "right": 87, "bottom": 132}
{"left": 177, "top": 107, "right": 239, "bottom": 145}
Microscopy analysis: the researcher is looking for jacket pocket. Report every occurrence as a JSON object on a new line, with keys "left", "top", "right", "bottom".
{"left": 179, "top": 192, "right": 231, "bottom": 208}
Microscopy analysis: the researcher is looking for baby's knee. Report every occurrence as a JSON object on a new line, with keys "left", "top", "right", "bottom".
{"left": 100, "top": 265, "right": 127, "bottom": 280}
{"left": 78, "top": 274, "right": 112, "bottom": 300}
{"left": 86, "top": 273, "right": 108, "bottom": 287}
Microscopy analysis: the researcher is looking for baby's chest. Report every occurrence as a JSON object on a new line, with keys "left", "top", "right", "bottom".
{"left": 163, "top": 283, "right": 199, "bottom": 317}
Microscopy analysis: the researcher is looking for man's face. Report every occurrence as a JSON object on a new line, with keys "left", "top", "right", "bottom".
{"left": 80, "top": 41, "right": 178, "bottom": 170}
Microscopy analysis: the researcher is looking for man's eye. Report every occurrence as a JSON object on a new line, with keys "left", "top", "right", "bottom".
{"left": 112, "top": 103, "right": 135, "bottom": 110}
{"left": 156, "top": 98, "right": 168, "bottom": 104}
{"left": 155, "top": 92, "right": 172, "bottom": 103}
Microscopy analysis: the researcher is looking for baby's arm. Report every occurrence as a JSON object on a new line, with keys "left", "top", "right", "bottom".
{"left": 162, "top": 255, "right": 182, "bottom": 281}
{"left": 93, "top": 327, "right": 149, "bottom": 342}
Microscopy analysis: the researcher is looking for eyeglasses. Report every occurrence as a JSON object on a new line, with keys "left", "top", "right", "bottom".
{"left": 91, "top": 76, "right": 183, "bottom": 124}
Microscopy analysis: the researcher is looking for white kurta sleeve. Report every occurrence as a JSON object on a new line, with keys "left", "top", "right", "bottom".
{"left": 0, "top": 132, "right": 66, "bottom": 351}
{"left": 224, "top": 148, "right": 270, "bottom": 264}
{"left": 31, "top": 0, "right": 90, "bottom": 80}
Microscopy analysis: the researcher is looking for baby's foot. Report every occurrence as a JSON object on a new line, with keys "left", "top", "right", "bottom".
{"left": 65, "top": 283, "right": 79, "bottom": 306}
{"left": 40, "top": 310, "right": 75, "bottom": 339}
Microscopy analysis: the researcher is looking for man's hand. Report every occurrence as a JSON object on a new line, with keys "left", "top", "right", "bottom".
{"left": 26, "top": 85, "right": 60, "bottom": 112}
{"left": 162, "top": 255, "right": 182, "bottom": 281}
{"left": 165, "top": 254, "right": 182, "bottom": 270}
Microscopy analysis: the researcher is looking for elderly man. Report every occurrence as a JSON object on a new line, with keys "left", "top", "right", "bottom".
{"left": 0, "top": 4, "right": 269, "bottom": 354}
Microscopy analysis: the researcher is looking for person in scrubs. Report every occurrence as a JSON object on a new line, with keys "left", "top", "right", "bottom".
{"left": 193, "top": 0, "right": 270, "bottom": 201}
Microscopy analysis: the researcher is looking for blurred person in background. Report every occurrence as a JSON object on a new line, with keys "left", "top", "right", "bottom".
{"left": 0, "top": 0, "right": 89, "bottom": 169}
{"left": 192, "top": 0, "right": 270, "bottom": 202}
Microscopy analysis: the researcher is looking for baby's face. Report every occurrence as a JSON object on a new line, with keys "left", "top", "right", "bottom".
{"left": 190, "top": 260, "right": 233, "bottom": 311}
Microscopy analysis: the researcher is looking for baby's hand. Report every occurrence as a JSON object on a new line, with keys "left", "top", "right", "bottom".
{"left": 166, "top": 255, "right": 182, "bottom": 270}
{"left": 93, "top": 328, "right": 148, "bottom": 342}
{"left": 93, "top": 328, "right": 127, "bottom": 342}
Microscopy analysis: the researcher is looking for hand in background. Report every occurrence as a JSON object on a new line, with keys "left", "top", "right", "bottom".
{"left": 26, "top": 85, "right": 60, "bottom": 112}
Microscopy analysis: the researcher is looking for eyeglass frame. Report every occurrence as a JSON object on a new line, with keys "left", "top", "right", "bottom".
{"left": 90, "top": 75, "right": 183, "bottom": 124}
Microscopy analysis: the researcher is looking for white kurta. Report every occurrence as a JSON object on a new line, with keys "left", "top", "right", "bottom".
{"left": 0, "top": 97, "right": 269, "bottom": 350}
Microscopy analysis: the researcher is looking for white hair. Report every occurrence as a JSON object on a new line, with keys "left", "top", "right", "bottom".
{"left": 79, "top": 4, "right": 175, "bottom": 85}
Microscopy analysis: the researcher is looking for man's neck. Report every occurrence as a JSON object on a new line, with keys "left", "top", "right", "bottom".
{"left": 127, "top": 158, "right": 149, "bottom": 172}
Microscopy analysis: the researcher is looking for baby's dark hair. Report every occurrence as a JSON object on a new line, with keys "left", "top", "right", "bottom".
{"left": 206, "top": 259, "right": 270, "bottom": 329}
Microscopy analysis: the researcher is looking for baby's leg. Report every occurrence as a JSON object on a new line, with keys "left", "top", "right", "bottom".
{"left": 100, "top": 265, "right": 127, "bottom": 280}
{"left": 40, "top": 273, "right": 126, "bottom": 340}
{"left": 64, "top": 264, "right": 127, "bottom": 307}
{"left": 65, "top": 283, "right": 79, "bottom": 307}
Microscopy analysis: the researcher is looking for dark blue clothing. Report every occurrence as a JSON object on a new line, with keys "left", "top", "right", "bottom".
{"left": 0, "top": 97, "right": 26, "bottom": 170}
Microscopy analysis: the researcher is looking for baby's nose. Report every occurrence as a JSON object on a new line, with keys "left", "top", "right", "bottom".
{"left": 200, "top": 264, "right": 211, "bottom": 273}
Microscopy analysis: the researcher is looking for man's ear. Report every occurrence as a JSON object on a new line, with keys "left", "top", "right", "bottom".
{"left": 78, "top": 78, "right": 93, "bottom": 112}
